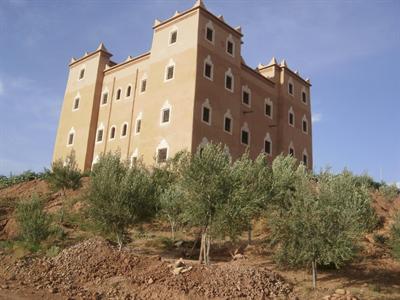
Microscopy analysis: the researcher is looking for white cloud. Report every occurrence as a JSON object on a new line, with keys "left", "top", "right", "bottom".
{"left": 312, "top": 113, "right": 322, "bottom": 124}
{"left": 396, "top": 182, "right": 400, "bottom": 189}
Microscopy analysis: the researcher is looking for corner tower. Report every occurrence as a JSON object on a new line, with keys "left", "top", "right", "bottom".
{"left": 52, "top": 43, "right": 112, "bottom": 170}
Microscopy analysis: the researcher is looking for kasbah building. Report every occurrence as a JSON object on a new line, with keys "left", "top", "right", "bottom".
{"left": 52, "top": 0, "right": 313, "bottom": 171}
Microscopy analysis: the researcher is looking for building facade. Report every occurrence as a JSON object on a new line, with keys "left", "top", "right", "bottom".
{"left": 53, "top": 0, "right": 313, "bottom": 171}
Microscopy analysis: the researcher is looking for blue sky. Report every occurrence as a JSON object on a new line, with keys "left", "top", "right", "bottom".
{"left": 0, "top": 0, "right": 399, "bottom": 184}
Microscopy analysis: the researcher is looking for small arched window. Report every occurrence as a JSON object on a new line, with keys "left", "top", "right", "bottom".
{"left": 121, "top": 123, "right": 128, "bottom": 137}
{"left": 126, "top": 85, "right": 132, "bottom": 97}
{"left": 116, "top": 89, "right": 121, "bottom": 100}
{"left": 109, "top": 126, "right": 116, "bottom": 140}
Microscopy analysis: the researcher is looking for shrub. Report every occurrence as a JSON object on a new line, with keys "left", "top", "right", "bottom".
{"left": 390, "top": 213, "right": 400, "bottom": 260}
{"left": 15, "top": 195, "right": 51, "bottom": 248}
{"left": 45, "top": 151, "right": 82, "bottom": 196}
{"left": 379, "top": 184, "right": 399, "bottom": 202}
{"left": 87, "top": 152, "right": 156, "bottom": 250}
{"left": 0, "top": 171, "right": 46, "bottom": 189}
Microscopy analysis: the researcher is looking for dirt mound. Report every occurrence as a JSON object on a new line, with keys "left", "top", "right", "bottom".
{"left": 1, "top": 237, "right": 296, "bottom": 299}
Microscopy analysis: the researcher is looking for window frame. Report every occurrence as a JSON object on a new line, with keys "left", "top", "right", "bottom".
{"left": 164, "top": 59, "right": 176, "bottom": 82}
{"left": 264, "top": 98, "right": 273, "bottom": 119}
{"left": 156, "top": 139, "right": 169, "bottom": 164}
{"left": 223, "top": 110, "right": 233, "bottom": 135}
{"left": 226, "top": 34, "right": 235, "bottom": 57}
{"left": 264, "top": 133, "right": 272, "bottom": 156}
{"left": 169, "top": 28, "right": 178, "bottom": 45}
{"left": 126, "top": 85, "right": 132, "bottom": 98}
{"left": 241, "top": 85, "right": 251, "bottom": 107}
{"left": 135, "top": 113, "right": 142, "bottom": 135}
{"left": 288, "top": 107, "right": 295, "bottom": 127}
{"left": 78, "top": 67, "right": 85, "bottom": 81}
{"left": 288, "top": 78, "right": 294, "bottom": 96}
{"left": 67, "top": 128, "right": 75, "bottom": 146}
{"left": 140, "top": 78, "right": 147, "bottom": 94}
{"left": 96, "top": 127, "right": 104, "bottom": 144}
{"left": 101, "top": 90, "right": 109, "bottom": 106}
{"left": 240, "top": 123, "right": 250, "bottom": 146}
{"left": 121, "top": 122, "right": 128, "bottom": 138}
{"left": 203, "top": 55, "right": 214, "bottom": 81}
{"left": 205, "top": 21, "right": 215, "bottom": 44}
{"left": 72, "top": 96, "right": 80, "bottom": 111}
{"left": 201, "top": 99, "right": 212, "bottom": 126}
{"left": 302, "top": 115, "right": 308, "bottom": 134}
{"left": 109, "top": 125, "right": 116, "bottom": 140}
{"left": 115, "top": 88, "right": 122, "bottom": 101}
{"left": 225, "top": 68, "right": 234, "bottom": 93}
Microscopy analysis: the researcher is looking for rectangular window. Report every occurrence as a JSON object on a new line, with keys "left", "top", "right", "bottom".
{"left": 302, "top": 120, "right": 307, "bottom": 132}
{"left": 157, "top": 148, "right": 168, "bottom": 163}
{"left": 162, "top": 109, "right": 170, "bottom": 123}
{"left": 102, "top": 92, "right": 108, "bottom": 105}
{"left": 116, "top": 89, "right": 121, "bottom": 100}
{"left": 204, "top": 63, "right": 212, "bottom": 79}
{"left": 264, "top": 140, "right": 271, "bottom": 155}
{"left": 68, "top": 133, "right": 74, "bottom": 145}
{"left": 136, "top": 119, "right": 141, "bottom": 134}
{"left": 141, "top": 79, "right": 147, "bottom": 93}
{"left": 225, "top": 75, "right": 233, "bottom": 91}
{"left": 289, "top": 148, "right": 295, "bottom": 156}
{"left": 241, "top": 130, "right": 249, "bottom": 145}
{"left": 303, "top": 155, "right": 308, "bottom": 165}
{"left": 288, "top": 83, "right": 293, "bottom": 95}
{"left": 122, "top": 124, "right": 128, "bottom": 137}
{"left": 289, "top": 113, "right": 294, "bottom": 126}
{"left": 242, "top": 91, "right": 250, "bottom": 105}
{"left": 166, "top": 66, "right": 174, "bottom": 80}
{"left": 302, "top": 92, "right": 307, "bottom": 103}
{"left": 170, "top": 30, "right": 177, "bottom": 44}
{"left": 227, "top": 40, "right": 234, "bottom": 55}
{"left": 206, "top": 27, "right": 213, "bottom": 42}
{"left": 224, "top": 117, "right": 232, "bottom": 133}
{"left": 265, "top": 103, "right": 272, "bottom": 117}
{"left": 202, "top": 106, "right": 210, "bottom": 124}
{"left": 73, "top": 98, "right": 80, "bottom": 110}
{"left": 97, "top": 129, "right": 103, "bottom": 142}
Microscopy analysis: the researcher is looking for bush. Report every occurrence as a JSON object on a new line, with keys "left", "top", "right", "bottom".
{"left": 15, "top": 195, "right": 51, "bottom": 248}
{"left": 379, "top": 184, "right": 399, "bottom": 202}
{"left": 390, "top": 213, "right": 400, "bottom": 260}
{"left": 0, "top": 171, "right": 46, "bottom": 189}
{"left": 45, "top": 151, "right": 82, "bottom": 196}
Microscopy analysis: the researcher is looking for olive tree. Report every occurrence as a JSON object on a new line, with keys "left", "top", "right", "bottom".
{"left": 180, "top": 143, "right": 232, "bottom": 264}
{"left": 268, "top": 156, "right": 377, "bottom": 289}
{"left": 87, "top": 153, "right": 156, "bottom": 250}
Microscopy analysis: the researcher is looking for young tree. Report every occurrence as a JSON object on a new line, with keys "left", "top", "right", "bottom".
{"left": 268, "top": 157, "right": 377, "bottom": 289}
{"left": 15, "top": 195, "right": 51, "bottom": 248}
{"left": 46, "top": 151, "right": 82, "bottom": 196}
{"left": 214, "top": 152, "right": 272, "bottom": 244}
{"left": 152, "top": 151, "right": 189, "bottom": 240}
{"left": 180, "top": 143, "right": 232, "bottom": 264}
{"left": 87, "top": 153, "right": 156, "bottom": 250}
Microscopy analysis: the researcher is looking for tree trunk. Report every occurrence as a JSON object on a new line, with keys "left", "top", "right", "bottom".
{"left": 170, "top": 221, "right": 175, "bottom": 241}
{"left": 206, "top": 234, "right": 211, "bottom": 265}
{"left": 247, "top": 224, "right": 252, "bottom": 245}
{"left": 312, "top": 260, "right": 317, "bottom": 289}
{"left": 116, "top": 233, "right": 123, "bottom": 251}
{"left": 199, "top": 232, "right": 205, "bottom": 263}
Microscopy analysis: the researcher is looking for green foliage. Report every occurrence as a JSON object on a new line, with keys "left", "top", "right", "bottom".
{"left": 159, "top": 184, "right": 185, "bottom": 240}
{"left": 87, "top": 152, "right": 156, "bottom": 248}
{"left": 45, "top": 151, "right": 82, "bottom": 194}
{"left": 379, "top": 183, "right": 399, "bottom": 202}
{"left": 390, "top": 213, "right": 400, "bottom": 260}
{"left": 267, "top": 160, "right": 377, "bottom": 270}
{"left": 0, "top": 171, "right": 46, "bottom": 189}
{"left": 213, "top": 152, "right": 272, "bottom": 242}
{"left": 15, "top": 195, "right": 51, "bottom": 248}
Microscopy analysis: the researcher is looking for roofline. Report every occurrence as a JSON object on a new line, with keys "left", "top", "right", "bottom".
{"left": 153, "top": 5, "right": 243, "bottom": 38}
{"left": 241, "top": 63, "right": 275, "bottom": 87}
{"left": 69, "top": 49, "right": 112, "bottom": 67}
{"left": 258, "top": 64, "right": 311, "bottom": 86}
{"left": 104, "top": 52, "right": 151, "bottom": 74}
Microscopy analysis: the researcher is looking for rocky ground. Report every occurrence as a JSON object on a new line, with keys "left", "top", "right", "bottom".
{"left": 0, "top": 238, "right": 295, "bottom": 299}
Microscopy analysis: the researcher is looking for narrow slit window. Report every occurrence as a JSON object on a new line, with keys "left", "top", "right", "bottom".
{"left": 116, "top": 89, "right": 121, "bottom": 100}
{"left": 265, "top": 103, "right": 272, "bottom": 117}
{"left": 303, "top": 154, "right": 308, "bottom": 165}
{"left": 202, "top": 106, "right": 210, "bottom": 124}
{"left": 102, "top": 92, "right": 108, "bottom": 105}
{"left": 141, "top": 79, "right": 147, "bottom": 93}
{"left": 136, "top": 119, "right": 142, "bottom": 134}
{"left": 204, "top": 62, "right": 212, "bottom": 79}
{"left": 302, "top": 120, "right": 308, "bottom": 133}
{"left": 227, "top": 40, "right": 234, "bottom": 55}
{"left": 73, "top": 98, "right": 80, "bottom": 110}
{"left": 110, "top": 127, "right": 116, "bottom": 139}
{"left": 206, "top": 27, "right": 213, "bottom": 42}
{"left": 79, "top": 68, "right": 85, "bottom": 80}
{"left": 225, "top": 75, "right": 233, "bottom": 91}
{"left": 170, "top": 30, "right": 177, "bottom": 44}
{"left": 97, "top": 129, "right": 103, "bottom": 142}
{"left": 289, "top": 112, "right": 294, "bottom": 126}
{"left": 162, "top": 108, "right": 170, "bottom": 123}
{"left": 264, "top": 140, "right": 271, "bottom": 155}
{"left": 121, "top": 124, "right": 128, "bottom": 137}
{"left": 288, "top": 83, "right": 294, "bottom": 95}
{"left": 224, "top": 117, "right": 232, "bottom": 133}
{"left": 68, "top": 133, "right": 74, "bottom": 145}
{"left": 302, "top": 91, "right": 307, "bottom": 103}
{"left": 166, "top": 65, "right": 174, "bottom": 80}
{"left": 126, "top": 86, "right": 132, "bottom": 97}
{"left": 242, "top": 90, "right": 250, "bottom": 106}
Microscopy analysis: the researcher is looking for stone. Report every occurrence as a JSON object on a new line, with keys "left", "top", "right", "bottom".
{"left": 148, "top": 278, "right": 154, "bottom": 284}
{"left": 173, "top": 267, "right": 184, "bottom": 275}
{"left": 174, "top": 258, "right": 185, "bottom": 268}
{"left": 335, "top": 289, "right": 346, "bottom": 295}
